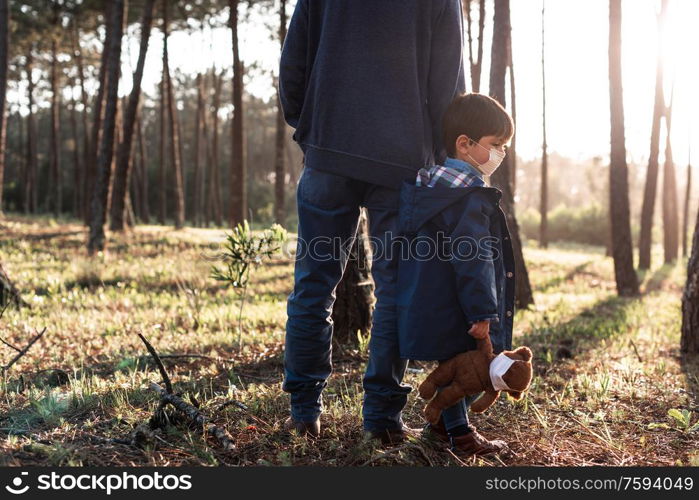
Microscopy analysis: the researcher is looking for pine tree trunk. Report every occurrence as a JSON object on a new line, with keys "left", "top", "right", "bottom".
{"left": 18, "top": 108, "right": 25, "bottom": 212}
{"left": 110, "top": 0, "right": 155, "bottom": 231}
{"left": 489, "top": 0, "right": 534, "bottom": 309}
{"left": 539, "top": 1, "right": 548, "bottom": 249}
{"left": 210, "top": 69, "right": 223, "bottom": 227}
{"left": 662, "top": 94, "right": 679, "bottom": 264}
{"left": 49, "top": 38, "right": 62, "bottom": 217}
{"left": 681, "top": 203, "right": 699, "bottom": 354}
{"left": 162, "top": 0, "right": 185, "bottom": 229}
{"left": 274, "top": 0, "right": 287, "bottom": 226}
{"left": 229, "top": 0, "right": 246, "bottom": 226}
{"left": 69, "top": 82, "right": 82, "bottom": 217}
{"left": 638, "top": 0, "right": 668, "bottom": 271}
{"left": 87, "top": 0, "right": 125, "bottom": 254}
{"left": 464, "top": 0, "right": 485, "bottom": 93}
{"left": 0, "top": 0, "right": 8, "bottom": 217}
{"left": 25, "top": 53, "right": 37, "bottom": 214}
{"left": 158, "top": 72, "right": 166, "bottom": 225}
{"left": 332, "top": 209, "right": 374, "bottom": 349}
{"left": 683, "top": 161, "right": 692, "bottom": 257}
{"left": 608, "top": 0, "right": 639, "bottom": 296}
{"left": 136, "top": 110, "right": 150, "bottom": 223}
{"left": 193, "top": 73, "right": 204, "bottom": 227}
{"left": 85, "top": 2, "right": 113, "bottom": 225}
{"left": 73, "top": 22, "right": 91, "bottom": 220}
{"left": 107, "top": 99, "right": 123, "bottom": 219}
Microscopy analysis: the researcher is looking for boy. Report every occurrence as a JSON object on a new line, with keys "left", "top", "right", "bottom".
{"left": 279, "top": 0, "right": 466, "bottom": 442}
{"left": 396, "top": 93, "right": 516, "bottom": 456}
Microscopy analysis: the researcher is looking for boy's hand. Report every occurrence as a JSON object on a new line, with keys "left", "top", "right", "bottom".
{"left": 468, "top": 320, "right": 490, "bottom": 339}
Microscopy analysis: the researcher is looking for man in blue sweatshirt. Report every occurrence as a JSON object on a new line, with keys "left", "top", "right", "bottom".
{"left": 280, "top": 0, "right": 466, "bottom": 442}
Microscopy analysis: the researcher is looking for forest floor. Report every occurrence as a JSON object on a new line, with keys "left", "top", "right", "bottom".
{"left": 0, "top": 214, "right": 697, "bottom": 466}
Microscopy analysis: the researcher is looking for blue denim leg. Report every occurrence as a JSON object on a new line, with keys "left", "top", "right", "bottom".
{"left": 361, "top": 186, "right": 412, "bottom": 431}
{"left": 283, "top": 167, "right": 363, "bottom": 422}
{"left": 441, "top": 392, "right": 481, "bottom": 431}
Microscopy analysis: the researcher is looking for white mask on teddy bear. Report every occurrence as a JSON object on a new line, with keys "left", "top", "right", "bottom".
{"left": 489, "top": 353, "right": 516, "bottom": 391}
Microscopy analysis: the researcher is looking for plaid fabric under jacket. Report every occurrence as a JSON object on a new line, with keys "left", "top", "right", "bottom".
{"left": 415, "top": 157, "right": 486, "bottom": 188}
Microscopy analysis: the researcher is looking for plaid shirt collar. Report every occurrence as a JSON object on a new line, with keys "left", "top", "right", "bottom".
{"left": 416, "top": 157, "right": 485, "bottom": 188}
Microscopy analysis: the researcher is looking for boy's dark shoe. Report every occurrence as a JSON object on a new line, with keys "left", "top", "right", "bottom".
{"left": 283, "top": 417, "right": 320, "bottom": 438}
{"left": 364, "top": 426, "right": 419, "bottom": 445}
{"left": 449, "top": 428, "right": 509, "bottom": 457}
{"left": 423, "top": 420, "right": 508, "bottom": 457}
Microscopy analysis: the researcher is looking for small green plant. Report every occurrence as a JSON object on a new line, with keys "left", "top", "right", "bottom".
{"left": 30, "top": 388, "right": 70, "bottom": 427}
{"left": 648, "top": 409, "right": 699, "bottom": 433}
{"left": 211, "top": 221, "right": 287, "bottom": 349}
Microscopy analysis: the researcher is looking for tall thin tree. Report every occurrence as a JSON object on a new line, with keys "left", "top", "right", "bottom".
{"left": 85, "top": 2, "right": 114, "bottom": 224}
{"left": 681, "top": 200, "right": 699, "bottom": 353}
{"left": 539, "top": 0, "right": 548, "bottom": 249}
{"left": 162, "top": 0, "right": 185, "bottom": 229}
{"left": 662, "top": 86, "right": 679, "bottom": 264}
{"left": 193, "top": 72, "right": 205, "bottom": 226}
{"left": 229, "top": 0, "right": 246, "bottom": 226}
{"left": 489, "top": 0, "right": 534, "bottom": 308}
{"left": 110, "top": 0, "right": 156, "bottom": 231}
{"left": 49, "top": 32, "right": 62, "bottom": 216}
{"left": 158, "top": 69, "right": 166, "bottom": 224}
{"left": 638, "top": 0, "right": 668, "bottom": 270}
{"left": 274, "top": 0, "right": 287, "bottom": 226}
{"left": 69, "top": 79, "right": 82, "bottom": 216}
{"left": 0, "top": 0, "right": 8, "bottom": 217}
{"left": 72, "top": 20, "right": 90, "bottom": 219}
{"left": 25, "top": 52, "right": 37, "bottom": 214}
{"left": 87, "top": 0, "right": 126, "bottom": 254}
{"left": 683, "top": 143, "right": 692, "bottom": 257}
{"left": 136, "top": 108, "right": 150, "bottom": 223}
{"left": 464, "top": 0, "right": 486, "bottom": 93}
{"left": 608, "top": 0, "right": 639, "bottom": 296}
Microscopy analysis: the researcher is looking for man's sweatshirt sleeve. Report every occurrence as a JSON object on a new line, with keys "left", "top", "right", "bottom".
{"left": 449, "top": 192, "right": 500, "bottom": 324}
{"left": 279, "top": 0, "right": 308, "bottom": 129}
{"left": 429, "top": 0, "right": 466, "bottom": 164}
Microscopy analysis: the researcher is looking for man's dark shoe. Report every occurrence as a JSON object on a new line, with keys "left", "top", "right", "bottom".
{"left": 364, "top": 426, "right": 419, "bottom": 445}
{"left": 283, "top": 417, "right": 320, "bottom": 438}
{"left": 448, "top": 428, "right": 508, "bottom": 457}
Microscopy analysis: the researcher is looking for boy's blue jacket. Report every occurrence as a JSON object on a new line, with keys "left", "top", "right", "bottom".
{"left": 396, "top": 182, "right": 516, "bottom": 360}
{"left": 279, "top": 0, "right": 465, "bottom": 189}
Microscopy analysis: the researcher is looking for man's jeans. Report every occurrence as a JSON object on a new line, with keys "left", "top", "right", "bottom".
{"left": 283, "top": 166, "right": 411, "bottom": 431}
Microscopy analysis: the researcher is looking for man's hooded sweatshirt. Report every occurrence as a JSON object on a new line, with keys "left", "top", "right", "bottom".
{"left": 279, "top": 0, "right": 466, "bottom": 189}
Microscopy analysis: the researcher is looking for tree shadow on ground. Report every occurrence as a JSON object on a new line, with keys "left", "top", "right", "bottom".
{"left": 519, "top": 294, "right": 637, "bottom": 368}
{"left": 534, "top": 261, "right": 593, "bottom": 294}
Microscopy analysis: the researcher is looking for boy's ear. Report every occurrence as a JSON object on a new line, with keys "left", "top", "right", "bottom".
{"left": 455, "top": 134, "right": 472, "bottom": 154}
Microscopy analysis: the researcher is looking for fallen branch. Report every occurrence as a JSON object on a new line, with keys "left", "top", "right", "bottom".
{"left": 2, "top": 327, "right": 47, "bottom": 374}
{"left": 149, "top": 382, "right": 235, "bottom": 451}
{"left": 137, "top": 332, "right": 173, "bottom": 393}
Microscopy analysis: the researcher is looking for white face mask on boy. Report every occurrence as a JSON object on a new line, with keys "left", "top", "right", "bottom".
{"left": 468, "top": 141, "right": 506, "bottom": 176}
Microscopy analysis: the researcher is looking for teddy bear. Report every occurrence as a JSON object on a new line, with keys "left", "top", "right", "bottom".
{"left": 418, "top": 335, "right": 533, "bottom": 425}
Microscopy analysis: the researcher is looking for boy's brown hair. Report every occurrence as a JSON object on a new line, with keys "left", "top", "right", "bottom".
{"left": 442, "top": 93, "right": 514, "bottom": 157}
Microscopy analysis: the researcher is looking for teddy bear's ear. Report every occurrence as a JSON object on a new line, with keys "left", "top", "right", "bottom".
{"left": 507, "top": 390, "right": 524, "bottom": 400}
{"left": 513, "top": 346, "right": 532, "bottom": 362}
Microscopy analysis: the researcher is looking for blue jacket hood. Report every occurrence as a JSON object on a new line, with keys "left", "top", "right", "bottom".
{"left": 399, "top": 181, "right": 503, "bottom": 233}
